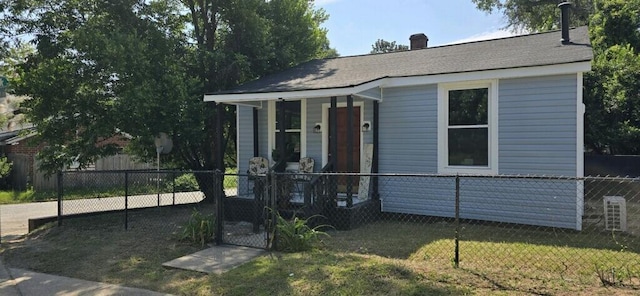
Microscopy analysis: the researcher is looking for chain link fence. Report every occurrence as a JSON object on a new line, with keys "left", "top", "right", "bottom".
{"left": 52, "top": 170, "right": 640, "bottom": 287}
{"left": 58, "top": 170, "right": 210, "bottom": 235}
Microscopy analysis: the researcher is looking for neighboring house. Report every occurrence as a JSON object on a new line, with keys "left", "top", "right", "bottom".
{"left": 0, "top": 126, "right": 153, "bottom": 190}
{"left": 0, "top": 94, "right": 153, "bottom": 190}
{"left": 204, "top": 24, "right": 593, "bottom": 230}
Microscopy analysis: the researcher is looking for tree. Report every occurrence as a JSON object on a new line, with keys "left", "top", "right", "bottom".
{"left": 370, "top": 39, "right": 409, "bottom": 54}
{"left": 471, "top": 0, "right": 592, "bottom": 31}
{"left": 2, "top": 0, "right": 335, "bottom": 199}
{"left": 473, "top": 0, "right": 640, "bottom": 154}
{"left": 584, "top": 0, "right": 640, "bottom": 154}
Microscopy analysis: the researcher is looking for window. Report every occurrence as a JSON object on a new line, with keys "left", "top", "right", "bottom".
{"left": 271, "top": 101, "right": 303, "bottom": 162}
{"left": 438, "top": 81, "right": 497, "bottom": 174}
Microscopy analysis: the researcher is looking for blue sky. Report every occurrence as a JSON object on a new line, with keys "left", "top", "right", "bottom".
{"left": 315, "top": 0, "right": 514, "bottom": 57}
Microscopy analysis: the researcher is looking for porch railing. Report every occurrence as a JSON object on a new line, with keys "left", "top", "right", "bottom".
{"left": 303, "top": 160, "right": 336, "bottom": 215}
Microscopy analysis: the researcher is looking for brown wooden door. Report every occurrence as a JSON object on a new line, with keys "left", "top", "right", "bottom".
{"left": 330, "top": 106, "right": 360, "bottom": 193}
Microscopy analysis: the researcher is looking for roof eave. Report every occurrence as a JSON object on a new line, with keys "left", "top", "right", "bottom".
{"left": 203, "top": 79, "right": 387, "bottom": 103}
{"left": 204, "top": 61, "right": 592, "bottom": 104}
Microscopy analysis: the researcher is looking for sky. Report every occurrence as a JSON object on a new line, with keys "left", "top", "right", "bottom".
{"left": 315, "top": 0, "right": 515, "bottom": 57}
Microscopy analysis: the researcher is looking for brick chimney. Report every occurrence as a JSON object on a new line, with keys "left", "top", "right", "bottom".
{"left": 410, "top": 33, "right": 428, "bottom": 50}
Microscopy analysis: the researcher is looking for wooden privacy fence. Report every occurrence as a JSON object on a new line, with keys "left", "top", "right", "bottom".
{"left": 10, "top": 154, "right": 154, "bottom": 191}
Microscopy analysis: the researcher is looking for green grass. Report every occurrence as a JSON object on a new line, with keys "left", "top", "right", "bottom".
{"left": 3, "top": 208, "right": 640, "bottom": 295}
{"left": 0, "top": 190, "right": 40, "bottom": 204}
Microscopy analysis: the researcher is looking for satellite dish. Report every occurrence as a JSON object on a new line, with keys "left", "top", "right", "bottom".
{"left": 154, "top": 132, "right": 173, "bottom": 154}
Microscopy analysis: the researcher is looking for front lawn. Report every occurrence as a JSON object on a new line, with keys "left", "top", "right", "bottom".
{"left": 2, "top": 206, "right": 639, "bottom": 295}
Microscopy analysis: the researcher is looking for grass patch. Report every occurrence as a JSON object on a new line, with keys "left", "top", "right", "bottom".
{"left": 3, "top": 210, "right": 640, "bottom": 295}
{"left": 0, "top": 190, "right": 39, "bottom": 204}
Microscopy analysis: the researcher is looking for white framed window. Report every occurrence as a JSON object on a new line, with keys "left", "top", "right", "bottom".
{"left": 438, "top": 80, "right": 498, "bottom": 174}
{"left": 268, "top": 99, "right": 306, "bottom": 163}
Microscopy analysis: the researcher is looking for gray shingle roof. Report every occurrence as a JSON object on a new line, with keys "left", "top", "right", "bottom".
{"left": 212, "top": 26, "right": 592, "bottom": 95}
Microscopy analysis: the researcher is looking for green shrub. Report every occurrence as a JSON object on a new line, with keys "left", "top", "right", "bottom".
{"left": 181, "top": 209, "right": 215, "bottom": 247}
{"left": 170, "top": 173, "right": 200, "bottom": 192}
{"left": 273, "top": 210, "right": 330, "bottom": 252}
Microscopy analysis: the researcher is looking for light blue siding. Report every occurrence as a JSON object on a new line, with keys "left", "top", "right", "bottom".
{"left": 378, "top": 85, "right": 437, "bottom": 173}
{"left": 378, "top": 75, "right": 580, "bottom": 229}
{"left": 458, "top": 178, "right": 578, "bottom": 229}
{"left": 379, "top": 177, "right": 456, "bottom": 216}
{"left": 306, "top": 98, "right": 326, "bottom": 171}
{"left": 379, "top": 176, "right": 579, "bottom": 229}
{"left": 377, "top": 85, "right": 443, "bottom": 222}
{"left": 499, "top": 75, "right": 577, "bottom": 176}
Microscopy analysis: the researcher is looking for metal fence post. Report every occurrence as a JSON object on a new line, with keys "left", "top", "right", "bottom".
{"left": 156, "top": 170, "right": 161, "bottom": 207}
{"left": 454, "top": 175, "right": 460, "bottom": 268}
{"left": 214, "top": 170, "right": 224, "bottom": 245}
{"left": 270, "top": 171, "right": 278, "bottom": 251}
{"left": 124, "top": 171, "right": 129, "bottom": 230}
{"left": 172, "top": 171, "right": 176, "bottom": 206}
{"left": 57, "top": 171, "right": 63, "bottom": 226}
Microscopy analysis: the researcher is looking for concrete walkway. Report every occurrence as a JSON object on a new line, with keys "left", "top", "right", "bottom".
{"left": 163, "top": 245, "right": 265, "bottom": 274}
{"left": 0, "top": 257, "right": 171, "bottom": 296}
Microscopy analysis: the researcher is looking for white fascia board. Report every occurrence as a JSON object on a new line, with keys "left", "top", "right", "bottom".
{"left": 231, "top": 101, "right": 263, "bottom": 109}
{"left": 352, "top": 92, "right": 382, "bottom": 102}
{"left": 383, "top": 62, "right": 592, "bottom": 88}
{"left": 203, "top": 79, "right": 386, "bottom": 103}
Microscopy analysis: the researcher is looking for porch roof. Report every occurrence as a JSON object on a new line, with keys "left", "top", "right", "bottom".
{"left": 204, "top": 26, "right": 592, "bottom": 104}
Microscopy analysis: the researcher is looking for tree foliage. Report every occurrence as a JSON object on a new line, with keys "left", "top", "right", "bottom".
{"left": 370, "top": 39, "right": 409, "bottom": 54}
{"left": 471, "top": 0, "right": 592, "bottom": 32}
{"left": 585, "top": 0, "right": 640, "bottom": 154}
{"left": 1, "top": 0, "right": 335, "bottom": 197}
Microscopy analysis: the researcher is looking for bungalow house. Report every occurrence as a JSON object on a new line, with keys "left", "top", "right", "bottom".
{"left": 205, "top": 23, "right": 593, "bottom": 230}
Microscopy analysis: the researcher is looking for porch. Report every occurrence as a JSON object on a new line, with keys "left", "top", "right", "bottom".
{"left": 222, "top": 171, "right": 381, "bottom": 231}
{"left": 210, "top": 90, "right": 383, "bottom": 230}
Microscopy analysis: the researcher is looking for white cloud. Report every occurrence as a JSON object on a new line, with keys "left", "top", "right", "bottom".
{"left": 446, "top": 29, "right": 519, "bottom": 45}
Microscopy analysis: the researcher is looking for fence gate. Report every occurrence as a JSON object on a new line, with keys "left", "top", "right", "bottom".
{"left": 217, "top": 174, "right": 274, "bottom": 249}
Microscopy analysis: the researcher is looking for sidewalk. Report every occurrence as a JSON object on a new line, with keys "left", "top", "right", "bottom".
{"left": 0, "top": 257, "right": 171, "bottom": 296}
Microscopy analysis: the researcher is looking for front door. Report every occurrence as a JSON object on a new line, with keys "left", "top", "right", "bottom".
{"left": 330, "top": 106, "right": 360, "bottom": 193}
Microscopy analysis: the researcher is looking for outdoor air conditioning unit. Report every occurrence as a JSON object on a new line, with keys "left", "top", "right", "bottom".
{"left": 603, "top": 196, "right": 627, "bottom": 232}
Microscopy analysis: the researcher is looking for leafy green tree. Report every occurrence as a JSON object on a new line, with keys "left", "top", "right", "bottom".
{"left": 370, "top": 39, "right": 409, "bottom": 54}
{"left": 584, "top": 0, "right": 640, "bottom": 154}
{"left": 2, "top": 0, "right": 334, "bottom": 199}
{"left": 471, "top": 0, "right": 592, "bottom": 31}
{"left": 0, "top": 43, "right": 34, "bottom": 91}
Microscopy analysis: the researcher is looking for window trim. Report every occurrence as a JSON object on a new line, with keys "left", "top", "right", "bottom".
{"left": 437, "top": 80, "right": 498, "bottom": 174}
{"left": 268, "top": 99, "right": 307, "bottom": 163}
